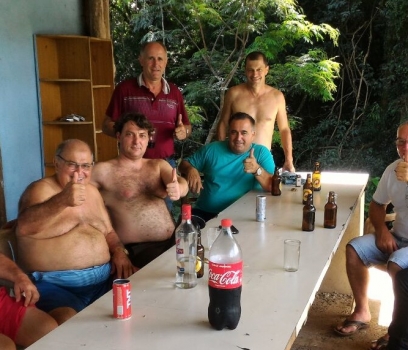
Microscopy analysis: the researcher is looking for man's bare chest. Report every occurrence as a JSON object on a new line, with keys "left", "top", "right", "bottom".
{"left": 107, "top": 173, "right": 164, "bottom": 202}
{"left": 232, "top": 96, "right": 278, "bottom": 122}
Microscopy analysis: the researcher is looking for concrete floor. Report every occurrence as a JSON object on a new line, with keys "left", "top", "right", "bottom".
{"left": 292, "top": 268, "right": 392, "bottom": 350}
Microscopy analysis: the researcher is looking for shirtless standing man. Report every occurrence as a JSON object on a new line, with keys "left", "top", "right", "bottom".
{"left": 91, "top": 113, "right": 189, "bottom": 269}
{"left": 16, "top": 139, "right": 134, "bottom": 325}
{"left": 217, "top": 51, "right": 295, "bottom": 172}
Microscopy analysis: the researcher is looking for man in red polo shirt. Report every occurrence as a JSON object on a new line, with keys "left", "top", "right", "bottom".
{"left": 102, "top": 41, "right": 191, "bottom": 164}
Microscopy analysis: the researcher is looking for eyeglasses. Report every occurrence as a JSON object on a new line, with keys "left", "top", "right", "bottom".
{"left": 396, "top": 138, "right": 408, "bottom": 147}
{"left": 57, "top": 155, "right": 94, "bottom": 171}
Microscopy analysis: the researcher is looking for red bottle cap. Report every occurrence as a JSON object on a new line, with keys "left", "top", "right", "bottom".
{"left": 181, "top": 204, "right": 191, "bottom": 220}
{"left": 221, "top": 218, "right": 232, "bottom": 227}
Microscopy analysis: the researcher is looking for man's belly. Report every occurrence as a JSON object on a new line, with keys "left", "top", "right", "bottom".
{"left": 254, "top": 124, "right": 274, "bottom": 149}
{"left": 18, "top": 230, "right": 111, "bottom": 272}
{"left": 109, "top": 202, "right": 175, "bottom": 244}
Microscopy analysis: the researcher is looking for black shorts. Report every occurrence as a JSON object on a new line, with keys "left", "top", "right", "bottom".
{"left": 125, "top": 234, "right": 175, "bottom": 269}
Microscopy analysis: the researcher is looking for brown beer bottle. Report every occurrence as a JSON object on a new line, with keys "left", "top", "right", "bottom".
{"left": 271, "top": 167, "right": 282, "bottom": 196}
{"left": 324, "top": 191, "right": 337, "bottom": 229}
{"left": 196, "top": 231, "right": 205, "bottom": 278}
{"left": 302, "top": 193, "right": 316, "bottom": 231}
{"left": 302, "top": 173, "right": 313, "bottom": 204}
{"left": 312, "top": 161, "right": 321, "bottom": 191}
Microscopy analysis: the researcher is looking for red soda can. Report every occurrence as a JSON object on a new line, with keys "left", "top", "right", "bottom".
{"left": 113, "top": 279, "right": 132, "bottom": 319}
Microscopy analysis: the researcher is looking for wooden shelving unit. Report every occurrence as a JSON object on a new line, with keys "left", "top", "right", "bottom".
{"left": 35, "top": 35, "right": 118, "bottom": 176}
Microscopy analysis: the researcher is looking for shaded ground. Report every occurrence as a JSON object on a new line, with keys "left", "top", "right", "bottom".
{"left": 292, "top": 291, "right": 388, "bottom": 350}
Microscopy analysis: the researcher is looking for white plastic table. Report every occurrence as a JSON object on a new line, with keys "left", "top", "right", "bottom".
{"left": 26, "top": 172, "right": 369, "bottom": 350}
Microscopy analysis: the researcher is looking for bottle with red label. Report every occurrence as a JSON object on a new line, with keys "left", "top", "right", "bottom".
{"left": 175, "top": 204, "right": 198, "bottom": 289}
{"left": 208, "top": 218, "right": 243, "bottom": 330}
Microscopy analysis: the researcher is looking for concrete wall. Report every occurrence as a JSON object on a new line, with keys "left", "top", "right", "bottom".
{"left": 0, "top": 0, "right": 83, "bottom": 220}
{"left": 319, "top": 192, "right": 365, "bottom": 294}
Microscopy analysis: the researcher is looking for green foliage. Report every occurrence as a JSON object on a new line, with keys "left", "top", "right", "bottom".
{"left": 110, "top": 0, "right": 341, "bottom": 148}
{"left": 252, "top": 11, "right": 339, "bottom": 60}
{"left": 109, "top": 0, "right": 408, "bottom": 220}
{"left": 364, "top": 176, "right": 380, "bottom": 217}
{"left": 267, "top": 49, "right": 340, "bottom": 102}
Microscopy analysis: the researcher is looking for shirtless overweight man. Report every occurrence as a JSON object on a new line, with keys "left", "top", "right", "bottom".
{"left": 217, "top": 51, "right": 295, "bottom": 172}
{"left": 16, "top": 139, "right": 134, "bottom": 325}
{"left": 91, "top": 113, "right": 189, "bottom": 269}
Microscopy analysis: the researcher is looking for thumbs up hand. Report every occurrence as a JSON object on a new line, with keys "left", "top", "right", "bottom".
{"left": 174, "top": 114, "right": 188, "bottom": 140}
{"left": 395, "top": 156, "right": 408, "bottom": 182}
{"left": 166, "top": 168, "right": 182, "bottom": 200}
{"left": 243, "top": 148, "right": 259, "bottom": 174}
{"left": 61, "top": 171, "right": 86, "bottom": 207}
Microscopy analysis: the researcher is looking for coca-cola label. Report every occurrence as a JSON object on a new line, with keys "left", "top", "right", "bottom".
{"left": 208, "top": 261, "right": 243, "bottom": 289}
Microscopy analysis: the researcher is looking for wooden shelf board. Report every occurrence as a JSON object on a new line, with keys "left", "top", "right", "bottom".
{"left": 43, "top": 121, "right": 93, "bottom": 125}
{"left": 40, "top": 79, "right": 91, "bottom": 83}
{"left": 93, "top": 85, "right": 112, "bottom": 89}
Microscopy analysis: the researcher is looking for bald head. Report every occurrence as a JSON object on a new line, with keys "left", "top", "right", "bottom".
{"left": 55, "top": 139, "right": 93, "bottom": 160}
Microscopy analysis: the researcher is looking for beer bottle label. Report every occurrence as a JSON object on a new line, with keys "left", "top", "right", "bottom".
{"left": 208, "top": 261, "right": 243, "bottom": 289}
{"left": 303, "top": 189, "right": 312, "bottom": 203}
{"left": 312, "top": 175, "right": 321, "bottom": 189}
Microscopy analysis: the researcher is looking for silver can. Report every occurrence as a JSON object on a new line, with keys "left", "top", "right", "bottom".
{"left": 296, "top": 174, "right": 302, "bottom": 187}
{"left": 256, "top": 195, "right": 266, "bottom": 222}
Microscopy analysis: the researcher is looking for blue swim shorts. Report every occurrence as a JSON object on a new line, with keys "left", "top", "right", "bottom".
{"left": 348, "top": 233, "right": 408, "bottom": 269}
{"left": 30, "top": 263, "right": 111, "bottom": 313}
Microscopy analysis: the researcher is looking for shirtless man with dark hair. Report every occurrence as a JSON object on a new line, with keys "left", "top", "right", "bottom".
{"left": 217, "top": 51, "right": 295, "bottom": 172}
{"left": 16, "top": 139, "right": 134, "bottom": 325}
{"left": 92, "top": 113, "right": 189, "bottom": 269}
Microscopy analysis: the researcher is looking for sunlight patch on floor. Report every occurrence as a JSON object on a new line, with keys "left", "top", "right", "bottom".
{"left": 368, "top": 267, "right": 394, "bottom": 326}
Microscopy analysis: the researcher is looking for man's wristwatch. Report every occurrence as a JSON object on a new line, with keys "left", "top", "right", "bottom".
{"left": 115, "top": 246, "right": 129, "bottom": 256}
{"left": 254, "top": 167, "right": 262, "bottom": 176}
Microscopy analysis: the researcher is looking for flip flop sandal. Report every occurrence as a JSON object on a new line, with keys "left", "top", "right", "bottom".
{"left": 333, "top": 319, "right": 370, "bottom": 336}
{"left": 370, "top": 336, "right": 389, "bottom": 350}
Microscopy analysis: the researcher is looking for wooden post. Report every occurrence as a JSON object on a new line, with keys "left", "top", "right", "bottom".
{"left": 83, "top": 0, "right": 110, "bottom": 39}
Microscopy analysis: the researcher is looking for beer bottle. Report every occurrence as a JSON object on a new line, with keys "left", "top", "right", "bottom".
{"left": 302, "top": 193, "right": 316, "bottom": 231}
{"left": 196, "top": 231, "right": 205, "bottom": 278}
{"left": 271, "top": 167, "right": 282, "bottom": 196}
{"left": 324, "top": 191, "right": 337, "bottom": 229}
{"left": 302, "top": 173, "right": 313, "bottom": 205}
{"left": 312, "top": 162, "right": 321, "bottom": 191}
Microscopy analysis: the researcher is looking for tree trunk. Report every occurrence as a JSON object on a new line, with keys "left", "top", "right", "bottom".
{"left": 83, "top": 0, "right": 110, "bottom": 39}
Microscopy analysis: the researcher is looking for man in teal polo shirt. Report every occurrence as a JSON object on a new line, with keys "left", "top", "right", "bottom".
{"left": 178, "top": 112, "right": 275, "bottom": 221}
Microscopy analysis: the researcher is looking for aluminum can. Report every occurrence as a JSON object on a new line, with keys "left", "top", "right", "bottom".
{"left": 113, "top": 279, "right": 132, "bottom": 319}
{"left": 296, "top": 175, "right": 302, "bottom": 187}
{"left": 256, "top": 195, "right": 266, "bottom": 222}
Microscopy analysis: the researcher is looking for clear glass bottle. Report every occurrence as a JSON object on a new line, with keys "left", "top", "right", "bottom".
{"left": 175, "top": 204, "right": 198, "bottom": 289}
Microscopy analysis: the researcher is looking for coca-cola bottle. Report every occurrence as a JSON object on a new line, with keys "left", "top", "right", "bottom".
{"left": 175, "top": 204, "right": 198, "bottom": 289}
{"left": 208, "top": 218, "right": 243, "bottom": 330}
